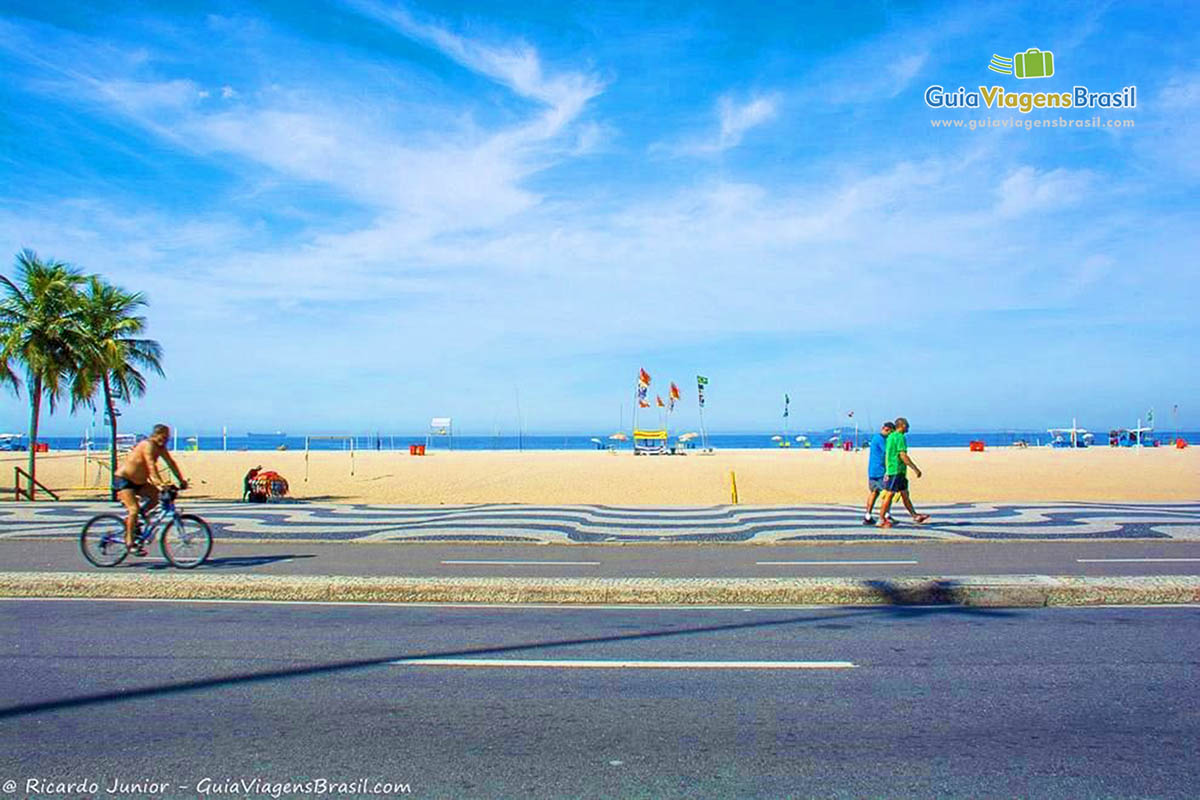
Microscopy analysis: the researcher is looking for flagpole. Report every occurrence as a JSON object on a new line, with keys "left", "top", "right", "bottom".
{"left": 632, "top": 383, "right": 639, "bottom": 439}
{"left": 783, "top": 395, "right": 789, "bottom": 445}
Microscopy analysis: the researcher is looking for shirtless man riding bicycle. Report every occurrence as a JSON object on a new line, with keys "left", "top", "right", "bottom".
{"left": 113, "top": 424, "right": 189, "bottom": 554}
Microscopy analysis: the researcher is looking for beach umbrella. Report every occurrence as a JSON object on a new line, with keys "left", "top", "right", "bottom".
{"left": 589, "top": 438, "right": 602, "bottom": 444}
{"left": 609, "top": 432, "right": 629, "bottom": 441}
{"left": 770, "top": 435, "right": 783, "bottom": 441}
{"left": 795, "top": 435, "right": 808, "bottom": 442}
{"left": 678, "top": 432, "right": 699, "bottom": 442}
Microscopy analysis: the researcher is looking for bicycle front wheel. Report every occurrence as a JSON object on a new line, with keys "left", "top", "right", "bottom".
{"left": 161, "top": 514, "right": 213, "bottom": 569}
{"left": 80, "top": 514, "right": 129, "bottom": 568}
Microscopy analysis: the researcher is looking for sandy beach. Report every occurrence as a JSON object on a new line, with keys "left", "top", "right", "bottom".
{"left": 4, "top": 446, "right": 1197, "bottom": 506}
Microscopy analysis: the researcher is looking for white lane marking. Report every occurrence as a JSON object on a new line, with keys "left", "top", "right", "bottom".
{"left": 441, "top": 560, "right": 601, "bottom": 566}
{"left": 1077, "top": 558, "right": 1200, "bottom": 563}
{"left": 756, "top": 560, "right": 919, "bottom": 566}
{"left": 390, "top": 658, "right": 856, "bottom": 669}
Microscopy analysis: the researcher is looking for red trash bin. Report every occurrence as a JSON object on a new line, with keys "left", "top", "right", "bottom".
{"left": 409, "top": 444, "right": 418, "bottom": 455}
{"left": 417, "top": 444, "right": 426, "bottom": 456}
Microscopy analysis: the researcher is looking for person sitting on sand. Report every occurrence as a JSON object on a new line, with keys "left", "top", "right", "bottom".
{"left": 877, "top": 417, "right": 929, "bottom": 529}
{"left": 112, "top": 424, "right": 188, "bottom": 554}
{"left": 864, "top": 421, "right": 895, "bottom": 525}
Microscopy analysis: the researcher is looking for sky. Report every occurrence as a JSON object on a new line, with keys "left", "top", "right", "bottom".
{"left": 1, "top": 0, "right": 1197, "bottom": 436}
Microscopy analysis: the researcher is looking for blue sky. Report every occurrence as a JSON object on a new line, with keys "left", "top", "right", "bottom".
{"left": 1, "top": 0, "right": 1197, "bottom": 436}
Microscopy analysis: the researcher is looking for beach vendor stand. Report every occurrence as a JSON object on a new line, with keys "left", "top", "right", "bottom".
{"left": 633, "top": 429, "right": 668, "bottom": 455}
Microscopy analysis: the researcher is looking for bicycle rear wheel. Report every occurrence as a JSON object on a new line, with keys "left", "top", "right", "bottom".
{"left": 161, "top": 514, "right": 213, "bottom": 568}
{"left": 80, "top": 514, "right": 129, "bottom": 568}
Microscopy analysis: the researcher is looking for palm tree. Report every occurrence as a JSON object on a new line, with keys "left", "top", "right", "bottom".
{"left": 0, "top": 250, "right": 86, "bottom": 498}
{"left": 70, "top": 275, "right": 164, "bottom": 498}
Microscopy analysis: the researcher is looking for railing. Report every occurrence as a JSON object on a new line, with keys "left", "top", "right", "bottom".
{"left": 14, "top": 466, "right": 59, "bottom": 501}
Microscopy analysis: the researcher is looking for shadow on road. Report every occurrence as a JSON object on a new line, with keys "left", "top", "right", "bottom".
{"left": 0, "top": 598, "right": 1015, "bottom": 720}
{"left": 141, "top": 554, "right": 318, "bottom": 571}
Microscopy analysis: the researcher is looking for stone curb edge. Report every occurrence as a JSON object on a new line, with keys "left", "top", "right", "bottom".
{"left": 2, "top": 572, "right": 1199, "bottom": 607}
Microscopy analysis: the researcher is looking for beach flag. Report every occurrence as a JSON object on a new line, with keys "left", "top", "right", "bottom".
{"left": 847, "top": 410, "right": 854, "bottom": 418}
{"left": 1147, "top": 408, "right": 1154, "bottom": 425}
{"left": 670, "top": 382, "right": 680, "bottom": 400}
{"left": 639, "top": 399, "right": 650, "bottom": 408}
{"left": 784, "top": 394, "right": 790, "bottom": 418}
{"left": 697, "top": 375, "right": 707, "bottom": 408}
{"left": 656, "top": 395, "right": 665, "bottom": 408}
{"left": 639, "top": 367, "right": 651, "bottom": 387}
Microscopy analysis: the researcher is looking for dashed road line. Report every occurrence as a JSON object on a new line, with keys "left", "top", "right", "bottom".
{"left": 757, "top": 560, "right": 919, "bottom": 566}
{"left": 390, "top": 658, "right": 857, "bottom": 669}
{"left": 441, "top": 560, "right": 601, "bottom": 566}
{"left": 1077, "top": 558, "right": 1200, "bottom": 563}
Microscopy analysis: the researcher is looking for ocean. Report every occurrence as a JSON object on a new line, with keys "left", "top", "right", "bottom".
{"left": 27, "top": 430, "right": 1198, "bottom": 453}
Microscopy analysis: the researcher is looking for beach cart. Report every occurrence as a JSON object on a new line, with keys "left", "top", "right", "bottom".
{"left": 249, "top": 470, "right": 290, "bottom": 501}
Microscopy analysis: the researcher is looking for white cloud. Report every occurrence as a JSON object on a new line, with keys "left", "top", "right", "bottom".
{"left": 657, "top": 92, "right": 780, "bottom": 156}
{"left": 994, "top": 166, "right": 1094, "bottom": 218}
{"left": 717, "top": 95, "right": 778, "bottom": 149}
{"left": 345, "top": 0, "right": 603, "bottom": 142}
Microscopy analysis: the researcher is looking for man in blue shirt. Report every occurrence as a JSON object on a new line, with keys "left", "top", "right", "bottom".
{"left": 864, "top": 421, "right": 895, "bottom": 525}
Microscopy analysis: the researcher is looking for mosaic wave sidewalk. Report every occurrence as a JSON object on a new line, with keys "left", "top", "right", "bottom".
{"left": 1, "top": 501, "right": 1197, "bottom": 543}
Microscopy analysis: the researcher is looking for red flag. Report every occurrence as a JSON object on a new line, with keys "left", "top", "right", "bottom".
{"left": 639, "top": 367, "right": 651, "bottom": 386}
{"left": 638, "top": 400, "right": 650, "bottom": 408}
{"left": 669, "top": 382, "right": 680, "bottom": 400}
{"left": 656, "top": 395, "right": 665, "bottom": 408}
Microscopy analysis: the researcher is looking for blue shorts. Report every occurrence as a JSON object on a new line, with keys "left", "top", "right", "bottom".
{"left": 883, "top": 474, "right": 909, "bottom": 492}
{"left": 868, "top": 477, "right": 885, "bottom": 492}
{"left": 113, "top": 477, "right": 148, "bottom": 494}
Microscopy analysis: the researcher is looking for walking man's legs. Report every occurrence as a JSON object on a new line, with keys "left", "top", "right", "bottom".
{"left": 865, "top": 488, "right": 880, "bottom": 518}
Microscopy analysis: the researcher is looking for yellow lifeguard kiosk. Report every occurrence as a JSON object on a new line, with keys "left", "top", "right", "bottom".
{"left": 633, "top": 429, "right": 668, "bottom": 455}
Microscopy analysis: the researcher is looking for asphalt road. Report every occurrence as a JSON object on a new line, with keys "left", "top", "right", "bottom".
{"left": 1, "top": 599, "right": 1197, "bottom": 799}
{"left": 3, "top": 538, "right": 1200, "bottom": 578}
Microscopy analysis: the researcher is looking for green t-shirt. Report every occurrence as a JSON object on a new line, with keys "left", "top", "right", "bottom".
{"left": 885, "top": 430, "right": 907, "bottom": 476}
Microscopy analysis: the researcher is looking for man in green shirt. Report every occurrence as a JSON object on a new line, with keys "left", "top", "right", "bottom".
{"left": 878, "top": 417, "right": 930, "bottom": 528}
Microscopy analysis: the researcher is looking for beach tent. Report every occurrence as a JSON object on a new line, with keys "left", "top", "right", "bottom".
{"left": 427, "top": 417, "right": 453, "bottom": 451}
{"left": 633, "top": 429, "right": 668, "bottom": 455}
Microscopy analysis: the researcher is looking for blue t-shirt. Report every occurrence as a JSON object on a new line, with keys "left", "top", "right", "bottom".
{"left": 868, "top": 432, "right": 888, "bottom": 479}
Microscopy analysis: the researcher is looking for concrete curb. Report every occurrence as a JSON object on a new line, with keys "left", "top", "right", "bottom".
{"left": 1, "top": 572, "right": 1199, "bottom": 607}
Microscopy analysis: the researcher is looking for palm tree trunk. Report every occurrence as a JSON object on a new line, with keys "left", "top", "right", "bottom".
{"left": 27, "top": 375, "right": 41, "bottom": 501}
{"left": 104, "top": 375, "right": 118, "bottom": 501}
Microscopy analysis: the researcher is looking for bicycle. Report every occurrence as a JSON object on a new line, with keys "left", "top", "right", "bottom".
{"left": 80, "top": 485, "right": 213, "bottom": 569}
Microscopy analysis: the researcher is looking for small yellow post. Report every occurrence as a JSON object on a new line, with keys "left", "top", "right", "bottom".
{"left": 730, "top": 470, "right": 739, "bottom": 504}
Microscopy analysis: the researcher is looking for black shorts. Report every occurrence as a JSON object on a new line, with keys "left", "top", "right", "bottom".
{"left": 882, "top": 474, "right": 909, "bottom": 492}
{"left": 112, "top": 477, "right": 148, "bottom": 494}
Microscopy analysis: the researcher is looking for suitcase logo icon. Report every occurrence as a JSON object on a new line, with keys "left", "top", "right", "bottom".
{"left": 988, "top": 48, "right": 1055, "bottom": 79}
